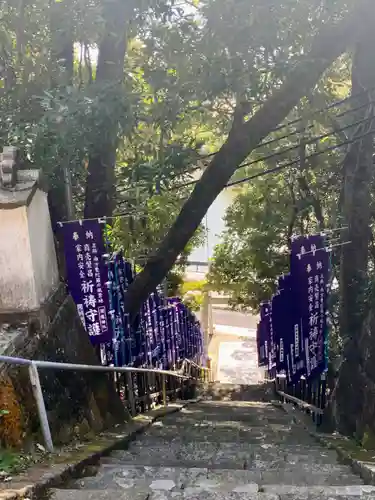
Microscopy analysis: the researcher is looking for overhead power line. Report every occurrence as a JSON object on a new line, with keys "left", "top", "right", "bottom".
{"left": 198, "top": 94, "right": 375, "bottom": 162}
{"left": 171, "top": 113, "right": 375, "bottom": 192}
{"left": 117, "top": 91, "right": 375, "bottom": 195}
{"left": 187, "top": 86, "right": 375, "bottom": 161}
{"left": 251, "top": 99, "right": 375, "bottom": 150}
{"left": 112, "top": 120, "right": 375, "bottom": 223}
{"left": 226, "top": 126, "right": 375, "bottom": 188}
{"left": 116, "top": 119, "right": 375, "bottom": 205}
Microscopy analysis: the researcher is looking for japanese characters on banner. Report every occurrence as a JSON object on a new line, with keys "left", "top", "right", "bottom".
{"left": 256, "top": 233, "right": 330, "bottom": 383}
{"left": 257, "top": 302, "right": 270, "bottom": 368}
{"left": 61, "top": 220, "right": 111, "bottom": 345}
{"left": 60, "top": 219, "right": 204, "bottom": 369}
{"left": 292, "top": 234, "right": 329, "bottom": 379}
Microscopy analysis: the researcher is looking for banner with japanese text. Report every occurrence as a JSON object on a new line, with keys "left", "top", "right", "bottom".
{"left": 60, "top": 220, "right": 205, "bottom": 369}
{"left": 258, "top": 302, "right": 273, "bottom": 370}
{"left": 291, "top": 234, "right": 329, "bottom": 379}
{"left": 61, "top": 220, "right": 112, "bottom": 345}
{"left": 289, "top": 235, "right": 313, "bottom": 381}
{"left": 257, "top": 320, "right": 268, "bottom": 367}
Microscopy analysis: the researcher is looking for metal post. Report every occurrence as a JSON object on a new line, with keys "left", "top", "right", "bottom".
{"left": 28, "top": 363, "right": 54, "bottom": 453}
{"left": 126, "top": 371, "right": 136, "bottom": 416}
{"left": 162, "top": 374, "right": 167, "bottom": 406}
{"left": 146, "top": 372, "right": 152, "bottom": 410}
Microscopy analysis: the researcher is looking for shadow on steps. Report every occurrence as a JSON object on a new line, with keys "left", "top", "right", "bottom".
{"left": 201, "top": 382, "right": 275, "bottom": 402}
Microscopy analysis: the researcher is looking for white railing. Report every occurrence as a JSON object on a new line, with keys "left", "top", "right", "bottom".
{"left": 0, "top": 355, "right": 211, "bottom": 453}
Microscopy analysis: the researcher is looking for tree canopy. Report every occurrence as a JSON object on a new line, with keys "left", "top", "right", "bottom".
{"left": 2, "top": 0, "right": 375, "bottom": 440}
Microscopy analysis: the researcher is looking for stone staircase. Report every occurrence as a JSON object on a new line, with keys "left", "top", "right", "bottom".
{"left": 49, "top": 384, "right": 374, "bottom": 500}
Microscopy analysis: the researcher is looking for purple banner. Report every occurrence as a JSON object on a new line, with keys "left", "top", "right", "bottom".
{"left": 257, "top": 320, "right": 268, "bottom": 367}
{"left": 291, "top": 234, "right": 329, "bottom": 379}
{"left": 272, "top": 291, "right": 285, "bottom": 374}
{"left": 258, "top": 302, "right": 271, "bottom": 367}
{"left": 276, "top": 274, "right": 296, "bottom": 380}
{"left": 289, "top": 235, "right": 312, "bottom": 381}
{"left": 260, "top": 302, "right": 275, "bottom": 372}
{"left": 61, "top": 220, "right": 112, "bottom": 345}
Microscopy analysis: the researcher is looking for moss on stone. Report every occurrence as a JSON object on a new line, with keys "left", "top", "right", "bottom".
{"left": 0, "top": 374, "right": 24, "bottom": 448}
{"left": 324, "top": 433, "right": 375, "bottom": 463}
{"left": 361, "top": 426, "right": 375, "bottom": 451}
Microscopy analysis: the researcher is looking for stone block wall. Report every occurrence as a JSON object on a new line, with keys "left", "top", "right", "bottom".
{"left": 0, "top": 291, "right": 127, "bottom": 448}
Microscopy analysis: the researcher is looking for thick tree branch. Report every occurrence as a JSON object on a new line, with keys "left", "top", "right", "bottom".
{"left": 124, "top": 0, "right": 375, "bottom": 318}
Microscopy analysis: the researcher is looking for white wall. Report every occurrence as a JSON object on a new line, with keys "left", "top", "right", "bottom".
{"left": 0, "top": 189, "right": 59, "bottom": 313}
{"left": 27, "top": 189, "right": 59, "bottom": 305}
{"left": 0, "top": 206, "right": 37, "bottom": 311}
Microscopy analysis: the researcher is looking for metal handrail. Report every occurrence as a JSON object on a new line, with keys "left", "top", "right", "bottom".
{"left": 0, "top": 354, "right": 210, "bottom": 454}
{"left": 277, "top": 390, "right": 324, "bottom": 415}
{"left": 180, "top": 358, "right": 210, "bottom": 374}
{"left": 0, "top": 355, "right": 210, "bottom": 379}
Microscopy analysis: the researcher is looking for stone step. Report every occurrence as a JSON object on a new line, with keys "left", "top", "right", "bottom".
{"left": 111, "top": 438, "right": 341, "bottom": 463}
{"left": 97, "top": 441, "right": 350, "bottom": 471}
{"left": 50, "top": 485, "right": 375, "bottom": 500}
{"left": 162, "top": 412, "right": 295, "bottom": 427}
{"left": 170, "top": 403, "right": 294, "bottom": 418}
{"left": 177, "top": 401, "right": 289, "bottom": 415}
{"left": 50, "top": 490, "right": 278, "bottom": 500}
{"left": 46, "top": 396, "right": 369, "bottom": 500}
{"left": 63, "top": 464, "right": 363, "bottom": 492}
{"left": 137, "top": 434, "right": 335, "bottom": 453}
{"left": 141, "top": 421, "right": 314, "bottom": 444}
{"left": 202, "top": 382, "right": 274, "bottom": 402}
{"left": 265, "top": 484, "right": 375, "bottom": 499}
{"left": 153, "top": 417, "right": 301, "bottom": 439}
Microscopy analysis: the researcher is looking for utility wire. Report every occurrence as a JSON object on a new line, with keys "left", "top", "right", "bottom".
{"left": 250, "top": 99, "right": 375, "bottom": 150}
{"left": 198, "top": 95, "right": 375, "bottom": 162}
{"left": 180, "top": 86, "right": 375, "bottom": 162}
{"left": 171, "top": 114, "right": 375, "bottom": 191}
{"left": 117, "top": 118, "right": 375, "bottom": 201}
{"left": 226, "top": 126, "right": 375, "bottom": 188}
{"left": 116, "top": 95, "right": 375, "bottom": 195}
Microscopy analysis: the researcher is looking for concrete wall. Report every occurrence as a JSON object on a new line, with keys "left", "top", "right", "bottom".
{"left": 0, "top": 206, "right": 37, "bottom": 311}
{"left": 0, "top": 189, "right": 59, "bottom": 313}
{"left": 27, "top": 189, "right": 59, "bottom": 305}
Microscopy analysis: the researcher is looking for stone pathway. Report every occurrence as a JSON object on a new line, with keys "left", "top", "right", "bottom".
{"left": 209, "top": 326, "right": 264, "bottom": 384}
{"left": 217, "top": 339, "right": 264, "bottom": 384}
{"left": 47, "top": 390, "right": 375, "bottom": 499}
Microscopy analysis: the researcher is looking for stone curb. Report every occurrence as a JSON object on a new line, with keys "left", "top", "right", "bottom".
{"left": 273, "top": 400, "right": 375, "bottom": 486}
{"left": 0, "top": 399, "right": 199, "bottom": 500}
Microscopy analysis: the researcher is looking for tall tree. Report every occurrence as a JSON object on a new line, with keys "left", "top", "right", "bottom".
{"left": 83, "top": 0, "right": 130, "bottom": 218}
{"left": 48, "top": 0, "right": 75, "bottom": 224}
{"left": 123, "top": 0, "right": 375, "bottom": 318}
{"left": 334, "top": 28, "right": 375, "bottom": 437}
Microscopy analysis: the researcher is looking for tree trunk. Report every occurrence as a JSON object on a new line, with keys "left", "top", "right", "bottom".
{"left": 123, "top": 0, "right": 375, "bottom": 318}
{"left": 49, "top": 0, "right": 74, "bottom": 88}
{"left": 48, "top": 0, "right": 74, "bottom": 226}
{"left": 83, "top": 0, "right": 129, "bottom": 219}
{"left": 333, "top": 28, "right": 375, "bottom": 438}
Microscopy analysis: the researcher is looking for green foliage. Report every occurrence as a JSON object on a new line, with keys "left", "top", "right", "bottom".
{"left": 0, "top": 0, "right": 358, "bottom": 283}
{"left": 183, "top": 293, "right": 203, "bottom": 312}
{"left": 181, "top": 280, "right": 207, "bottom": 295}
{"left": 166, "top": 271, "right": 184, "bottom": 296}
{"left": 0, "top": 449, "right": 19, "bottom": 473}
{"left": 208, "top": 175, "right": 292, "bottom": 310}
{"left": 208, "top": 64, "right": 352, "bottom": 310}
